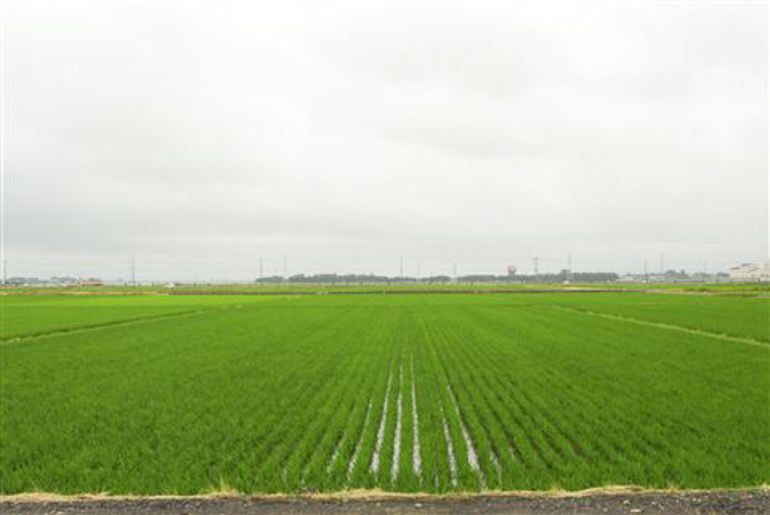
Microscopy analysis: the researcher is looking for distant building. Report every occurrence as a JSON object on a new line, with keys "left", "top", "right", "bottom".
{"left": 51, "top": 276, "right": 78, "bottom": 286}
{"left": 6, "top": 277, "right": 42, "bottom": 286}
{"left": 77, "top": 278, "right": 104, "bottom": 286}
{"left": 729, "top": 262, "right": 769, "bottom": 282}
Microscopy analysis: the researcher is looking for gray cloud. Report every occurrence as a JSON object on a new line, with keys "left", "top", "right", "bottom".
{"left": 2, "top": 0, "right": 767, "bottom": 280}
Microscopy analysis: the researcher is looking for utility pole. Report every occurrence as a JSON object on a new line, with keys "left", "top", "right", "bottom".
{"left": 0, "top": 27, "right": 5, "bottom": 289}
{"left": 644, "top": 259, "right": 649, "bottom": 283}
{"left": 130, "top": 257, "right": 136, "bottom": 287}
{"left": 1, "top": 259, "right": 6, "bottom": 285}
{"left": 533, "top": 257, "right": 539, "bottom": 282}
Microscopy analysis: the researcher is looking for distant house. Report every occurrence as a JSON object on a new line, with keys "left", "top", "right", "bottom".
{"left": 729, "top": 262, "right": 769, "bottom": 282}
{"left": 77, "top": 278, "right": 104, "bottom": 286}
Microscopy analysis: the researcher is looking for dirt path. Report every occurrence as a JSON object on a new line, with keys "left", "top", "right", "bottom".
{"left": 2, "top": 490, "right": 768, "bottom": 515}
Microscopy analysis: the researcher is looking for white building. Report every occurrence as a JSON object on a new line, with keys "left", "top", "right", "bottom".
{"left": 729, "top": 261, "right": 770, "bottom": 282}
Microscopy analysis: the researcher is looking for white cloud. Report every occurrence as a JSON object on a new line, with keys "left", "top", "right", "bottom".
{"left": 2, "top": 0, "right": 767, "bottom": 279}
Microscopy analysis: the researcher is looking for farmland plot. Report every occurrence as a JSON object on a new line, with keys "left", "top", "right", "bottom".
{"left": 0, "top": 294, "right": 278, "bottom": 341}
{"left": 535, "top": 293, "right": 770, "bottom": 343}
{"left": 1, "top": 293, "right": 768, "bottom": 494}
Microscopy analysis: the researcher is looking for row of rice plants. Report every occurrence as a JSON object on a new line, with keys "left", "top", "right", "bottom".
{"left": 421, "top": 316, "right": 569, "bottom": 490}
{"left": 300, "top": 311, "right": 395, "bottom": 491}
{"left": 415, "top": 316, "right": 480, "bottom": 491}
{"left": 378, "top": 313, "right": 423, "bottom": 492}
{"left": 436, "top": 315, "right": 639, "bottom": 489}
{"left": 346, "top": 351, "right": 398, "bottom": 488}
{"left": 392, "top": 346, "right": 419, "bottom": 491}
{"left": 499, "top": 303, "right": 770, "bottom": 482}
{"left": 443, "top": 302, "right": 769, "bottom": 488}
{"left": 444, "top": 305, "right": 710, "bottom": 487}
{"left": 212, "top": 309, "right": 367, "bottom": 492}
{"left": 2, "top": 293, "right": 767, "bottom": 493}
{"left": 2, "top": 304, "right": 363, "bottom": 493}
{"left": 235, "top": 306, "right": 399, "bottom": 492}
{"left": 410, "top": 319, "right": 454, "bottom": 492}
{"left": 535, "top": 293, "right": 770, "bottom": 343}
{"left": 425, "top": 303, "right": 724, "bottom": 487}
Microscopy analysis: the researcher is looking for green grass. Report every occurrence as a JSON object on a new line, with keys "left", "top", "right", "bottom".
{"left": 1, "top": 293, "right": 768, "bottom": 494}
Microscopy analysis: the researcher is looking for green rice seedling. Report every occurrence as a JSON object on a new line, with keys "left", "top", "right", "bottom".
{"left": 1, "top": 292, "right": 767, "bottom": 494}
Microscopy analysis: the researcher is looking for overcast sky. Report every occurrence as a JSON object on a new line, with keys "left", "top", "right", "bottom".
{"left": 1, "top": 0, "right": 767, "bottom": 280}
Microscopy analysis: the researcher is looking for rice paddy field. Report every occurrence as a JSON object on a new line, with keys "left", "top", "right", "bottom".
{"left": 1, "top": 291, "right": 768, "bottom": 494}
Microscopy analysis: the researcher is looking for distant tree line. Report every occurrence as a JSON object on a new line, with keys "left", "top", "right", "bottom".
{"left": 454, "top": 270, "right": 618, "bottom": 283}
{"left": 254, "top": 270, "right": 618, "bottom": 284}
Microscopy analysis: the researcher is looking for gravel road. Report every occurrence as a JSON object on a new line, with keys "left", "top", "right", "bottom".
{"left": 2, "top": 490, "right": 768, "bottom": 515}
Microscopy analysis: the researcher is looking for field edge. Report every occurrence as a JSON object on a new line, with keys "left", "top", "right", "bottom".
{"left": 3, "top": 485, "right": 769, "bottom": 503}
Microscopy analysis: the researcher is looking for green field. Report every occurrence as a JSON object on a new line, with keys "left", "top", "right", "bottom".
{"left": 1, "top": 292, "right": 768, "bottom": 494}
